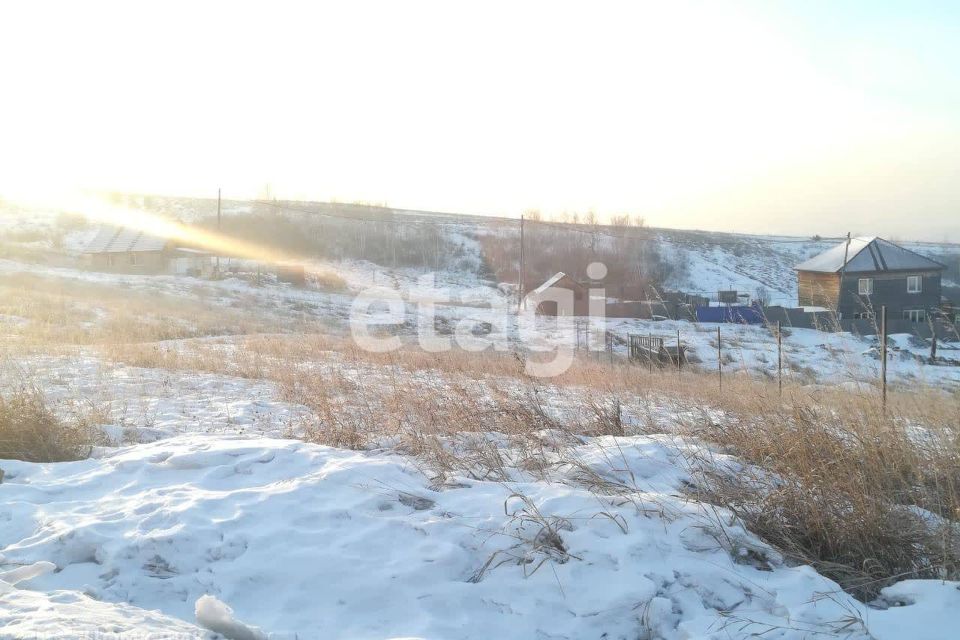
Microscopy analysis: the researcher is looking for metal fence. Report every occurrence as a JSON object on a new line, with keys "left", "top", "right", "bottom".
{"left": 566, "top": 304, "right": 956, "bottom": 407}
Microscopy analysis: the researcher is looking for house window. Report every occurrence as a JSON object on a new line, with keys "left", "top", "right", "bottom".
{"left": 129, "top": 253, "right": 140, "bottom": 266}
{"left": 853, "top": 311, "right": 874, "bottom": 320}
{"left": 858, "top": 278, "right": 873, "bottom": 295}
{"left": 907, "top": 275, "right": 922, "bottom": 293}
{"left": 903, "top": 309, "right": 926, "bottom": 323}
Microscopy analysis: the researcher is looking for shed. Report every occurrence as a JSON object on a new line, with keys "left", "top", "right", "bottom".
{"left": 84, "top": 226, "right": 171, "bottom": 273}
{"left": 84, "top": 226, "right": 214, "bottom": 276}
{"left": 526, "top": 272, "right": 590, "bottom": 316}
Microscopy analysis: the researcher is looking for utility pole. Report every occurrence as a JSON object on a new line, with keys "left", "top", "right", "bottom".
{"left": 215, "top": 188, "right": 221, "bottom": 277}
{"left": 837, "top": 232, "right": 851, "bottom": 320}
{"left": 518, "top": 214, "right": 525, "bottom": 311}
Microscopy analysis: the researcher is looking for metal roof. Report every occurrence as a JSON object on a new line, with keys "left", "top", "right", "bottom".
{"left": 528, "top": 272, "right": 571, "bottom": 297}
{"left": 794, "top": 237, "right": 945, "bottom": 273}
{"left": 84, "top": 226, "right": 169, "bottom": 253}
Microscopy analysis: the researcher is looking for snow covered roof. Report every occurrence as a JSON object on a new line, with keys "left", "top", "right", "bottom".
{"left": 527, "top": 272, "right": 583, "bottom": 297}
{"left": 794, "top": 237, "right": 945, "bottom": 274}
{"left": 85, "top": 226, "right": 169, "bottom": 253}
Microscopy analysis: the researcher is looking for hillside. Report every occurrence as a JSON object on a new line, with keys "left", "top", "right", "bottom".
{"left": 96, "top": 195, "right": 960, "bottom": 301}
{"left": 4, "top": 196, "right": 959, "bottom": 306}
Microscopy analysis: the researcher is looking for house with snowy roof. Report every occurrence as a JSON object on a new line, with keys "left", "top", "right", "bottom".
{"left": 795, "top": 237, "right": 945, "bottom": 324}
{"left": 84, "top": 226, "right": 213, "bottom": 276}
{"left": 526, "top": 272, "right": 590, "bottom": 316}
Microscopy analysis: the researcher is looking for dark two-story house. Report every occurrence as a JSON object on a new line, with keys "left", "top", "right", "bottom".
{"left": 795, "top": 237, "right": 945, "bottom": 323}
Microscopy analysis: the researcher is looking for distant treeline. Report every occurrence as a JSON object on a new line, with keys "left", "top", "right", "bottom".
{"left": 479, "top": 219, "right": 686, "bottom": 300}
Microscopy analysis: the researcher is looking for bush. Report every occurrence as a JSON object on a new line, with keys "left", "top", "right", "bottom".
{"left": 0, "top": 389, "right": 97, "bottom": 462}
{"left": 310, "top": 271, "right": 348, "bottom": 292}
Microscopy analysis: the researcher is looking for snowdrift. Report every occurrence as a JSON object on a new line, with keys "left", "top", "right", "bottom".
{"left": 1, "top": 434, "right": 957, "bottom": 639}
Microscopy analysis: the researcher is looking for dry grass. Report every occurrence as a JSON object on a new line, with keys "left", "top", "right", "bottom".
{"left": 0, "top": 387, "right": 101, "bottom": 462}
{"left": 0, "top": 273, "right": 314, "bottom": 351}
{"left": 100, "top": 333, "right": 960, "bottom": 598}
{"left": 680, "top": 388, "right": 960, "bottom": 599}
{"left": 310, "top": 270, "right": 348, "bottom": 292}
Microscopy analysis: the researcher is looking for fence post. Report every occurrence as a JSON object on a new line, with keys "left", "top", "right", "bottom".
{"left": 677, "top": 329, "right": 682, "bottom": 380}
{"left": 776, "top": 320, "right": 782, "bottom": 397}
{"left": 717, "top": 326, "right": 722, "bottom": 390}
{"left": 880, "top": 305, "right": 887, "bottom": 409}
{"left": 648, "top": 332, "right": 653, "bottom": 374}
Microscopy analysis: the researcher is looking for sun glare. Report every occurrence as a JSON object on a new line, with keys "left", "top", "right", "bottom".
{"left": 7, "top": 189, "right": 307, "bottom": 269}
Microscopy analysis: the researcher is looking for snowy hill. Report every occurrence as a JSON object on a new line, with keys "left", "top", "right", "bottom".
{"left": 657, "top": 229, "right": 960, "bottom": 304}
{"left": 4, "top": 196, "right": 959, "bottom": 305}
{"left": 121, "top": 195, "right": 960, "bottom": 302}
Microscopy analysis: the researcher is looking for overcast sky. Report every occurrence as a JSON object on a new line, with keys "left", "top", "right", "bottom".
{"left": 2, "top": 1, "right": 958, "bottom": 240}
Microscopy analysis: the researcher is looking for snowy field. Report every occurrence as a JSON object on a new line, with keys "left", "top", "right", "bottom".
{"left": 1, "top": 205, "right": 959, "bottom": 638}
{"left": 2, "top": 343, "right": 959, "bottom": 638}
{"left": 2, "top": 252, "right": 957, "bottom": 389}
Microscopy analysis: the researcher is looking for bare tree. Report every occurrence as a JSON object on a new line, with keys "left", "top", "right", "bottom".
{"left": 755, "top": 286, "right": 772, "bottom": 307}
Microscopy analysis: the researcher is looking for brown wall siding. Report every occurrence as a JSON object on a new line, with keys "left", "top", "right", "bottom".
{"left": 530, "top": 274, "right": 590, "bottom": 316}
{"left": 90, "top": 251, "right": 169, "bottom": 274}
{"left": 533, "top": 293, "right": 591, "bottom": 316}
{"left": 797, "top": 271, "right": 840, "bottom": 308}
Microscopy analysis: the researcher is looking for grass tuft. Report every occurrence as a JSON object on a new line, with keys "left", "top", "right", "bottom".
{"left": 0, "top": 387, "right": 99, "bottom": 462}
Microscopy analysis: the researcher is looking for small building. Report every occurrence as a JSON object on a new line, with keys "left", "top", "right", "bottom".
{"left": 526, "top": 272, "right": 590, "bottom": 316}
{"left": 795, "top": 237, "right": 944, "bottom": 323}
{"left": 170, "top": 248, "right": 216, "bottom": 277}
{"left": 85, "top": 226, "right": 214, "bottom": 276}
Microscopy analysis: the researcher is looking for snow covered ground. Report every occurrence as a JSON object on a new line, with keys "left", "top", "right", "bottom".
{"left": 1, "top": 343, "right": 958, "bottom": 638}
{"left": 602, "top": 317, "right": 960, "bottom": 388}
{"left": 4, "top": 433, "right": 958, "bottom": 639}
{"left": 2, "top": 254, "right": 958, "bottom": 389}
{"left": 8, "top": 354, "right": 310, "bottom": 441}
{"left": 2, "top": 204, "right": 960, "bottom": 638}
